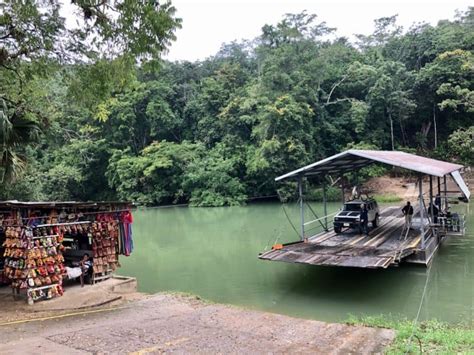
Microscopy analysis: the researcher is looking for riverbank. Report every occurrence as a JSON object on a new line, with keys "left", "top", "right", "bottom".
{"left": 364, "top": 173, "right": 474, "bottom": 201}
{"left": 0, "top": 292, "right": 394, "bottom": 354}
{"left": 348, "top": 316, "right": 474, "bottom": 354}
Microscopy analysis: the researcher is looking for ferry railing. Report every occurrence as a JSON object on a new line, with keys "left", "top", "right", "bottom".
{"left": 303, "top": 211, "right": 338, "bottom": 228}
{"left": 435, "top": 214, "right": 466, "bottom": 236}
{"left": 303, "top": 201, "right": 338, "bottom": 233}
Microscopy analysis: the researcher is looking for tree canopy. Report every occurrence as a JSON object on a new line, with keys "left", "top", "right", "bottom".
{"left": 1, "top": 6, "right": 473, "bottom": 206}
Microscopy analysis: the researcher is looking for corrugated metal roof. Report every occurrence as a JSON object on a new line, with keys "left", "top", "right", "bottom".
{"left": 276, "top": 149, "right": 465, "bottom": 180}
{"left": 451, "top": 170, "right": 471, "bottom": 199}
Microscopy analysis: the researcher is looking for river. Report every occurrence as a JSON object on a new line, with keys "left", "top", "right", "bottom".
{"left": 120, "top": 201, "right": 473, "bottom": 325}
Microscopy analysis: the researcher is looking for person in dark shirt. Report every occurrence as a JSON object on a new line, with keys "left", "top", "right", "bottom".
{"left": 360, "top": 204, "right": 369, "bottom": 236}
{"left": 434, "top": 194, "right": 441, "bottom": 210}
{"left": 402, "top": 201, "right": 414, "bottom": 228}
{"left": 428, "top": 203, "right": 439, "bottom": 223}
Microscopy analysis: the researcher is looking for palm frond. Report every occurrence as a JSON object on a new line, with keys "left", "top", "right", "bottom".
{"left": 0, "top": 99, "right": 40, "bottom": 183}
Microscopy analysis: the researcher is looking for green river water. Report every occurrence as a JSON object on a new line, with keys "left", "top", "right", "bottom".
{"left": 120, "top": 201, "right": 473, "bottom": 325}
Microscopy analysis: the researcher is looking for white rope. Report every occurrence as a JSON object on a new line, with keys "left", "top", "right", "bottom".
{"left": 263, "top": 228, "right": 282, "bottom": 252}
{"left": 405, "top": 263, "right": 432, "bottom": 354}
{"left": 272, "top": 230, "right": 282, "bottom": 248}
{"left": 281, "top": 202, "right": 301, "bottom": 238}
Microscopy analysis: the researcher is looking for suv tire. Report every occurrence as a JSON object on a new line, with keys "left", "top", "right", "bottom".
{"left": 373, "top": 214, "right": 379, "bottom": 228}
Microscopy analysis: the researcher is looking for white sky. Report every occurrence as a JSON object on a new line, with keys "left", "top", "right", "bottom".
{"left": 165, "top": 0, "right": 472, "bottom": 61}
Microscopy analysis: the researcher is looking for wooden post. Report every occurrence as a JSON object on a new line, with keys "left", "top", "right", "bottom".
{"left": 323, "top": 180, "right": 328, "bottom": 231}
{"left": 298, "top": 177, "right": 305, "bottom": 241}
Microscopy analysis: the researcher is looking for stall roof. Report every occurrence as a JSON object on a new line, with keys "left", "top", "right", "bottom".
{"left": 0, "top": 200, "right": 131, "bottom": 209}
{"left": 276, "top": 149, "right": 470, "bottom": 199}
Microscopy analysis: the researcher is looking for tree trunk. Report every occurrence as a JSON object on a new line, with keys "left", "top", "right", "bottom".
{"left": 420, "top": 121, "right": 432, "bottom": 149}
{"left": 389, "top": 111, "right": 394, "bottom": 150}
{"left": 399, "top": 118, "right": 407, "bottom": 146}
{"left": 433, "top": 103, "right": 438, "bottom": 149}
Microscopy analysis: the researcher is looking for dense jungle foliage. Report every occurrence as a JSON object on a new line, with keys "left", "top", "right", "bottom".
{"left": 1, "top": 3, "right": 473, "bottom": 206}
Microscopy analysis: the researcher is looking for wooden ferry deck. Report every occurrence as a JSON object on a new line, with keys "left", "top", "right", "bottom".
{"left": 259, "top": 206, "right": 426, "bottom": 269}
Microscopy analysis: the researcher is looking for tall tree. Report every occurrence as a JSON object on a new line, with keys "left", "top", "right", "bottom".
{"left": 0, "top": 0, "right": 181, "bottom": 183}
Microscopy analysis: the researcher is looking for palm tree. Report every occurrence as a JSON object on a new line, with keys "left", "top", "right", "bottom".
{"left": 0, "top": 99, "right": 40, "bottom": 183}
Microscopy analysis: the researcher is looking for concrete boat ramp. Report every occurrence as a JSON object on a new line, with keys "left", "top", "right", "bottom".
{"left": 259, "top": 206, "right": 424, "bottom": 268}
{"left": 0, "top": 293, "right": 395, "bottom": 354}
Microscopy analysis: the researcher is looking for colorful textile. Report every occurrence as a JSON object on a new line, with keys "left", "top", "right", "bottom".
{"left": 119, "top": 211, "right": 134, "bottom": 256}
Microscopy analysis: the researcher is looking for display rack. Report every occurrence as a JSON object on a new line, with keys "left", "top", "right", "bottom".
{"left": 3, "top": 226, "right": 65, "bottom": 304}
{"left": 91, "top": 221, "right": 120, "bottom": 283}
{"left": 0, "top": 224, "right": 6, "bottom": 284}
{"left": 0, "top": 201, "right": 134, "bottom": 304}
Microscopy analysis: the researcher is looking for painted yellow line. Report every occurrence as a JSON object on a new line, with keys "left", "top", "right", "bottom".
{"left": 0, "top": 306, "right": 126, "bottom": 327}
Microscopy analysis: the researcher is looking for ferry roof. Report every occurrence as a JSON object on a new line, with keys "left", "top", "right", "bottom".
{"left": 276, "top": 149, "right": 470, "bottom": 199}
{"left": 276, "top": 150, "right": 464, "bottom": 180}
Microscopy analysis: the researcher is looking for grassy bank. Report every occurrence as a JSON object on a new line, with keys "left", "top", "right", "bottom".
{"left": 372, "top": 194, "right": 403, "bottom": 203}
{"left": 347, "top": 315, "right": 474, "bottom": 354}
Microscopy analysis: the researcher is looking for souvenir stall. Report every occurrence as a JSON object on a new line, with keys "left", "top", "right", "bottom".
{"left": 0, "top": 222, "right": 8, "bottom": 285}
{"left": 0, "top": 201, "right": 134, "bottom": 304}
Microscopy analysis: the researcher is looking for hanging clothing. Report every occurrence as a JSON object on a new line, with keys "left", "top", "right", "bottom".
{"left": 120, "top": 211, "right": 134, "bottom": 256}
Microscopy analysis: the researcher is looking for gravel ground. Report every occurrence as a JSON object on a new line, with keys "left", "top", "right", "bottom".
{"left": 0, "top": 292, "right": 394, "bottom": 354}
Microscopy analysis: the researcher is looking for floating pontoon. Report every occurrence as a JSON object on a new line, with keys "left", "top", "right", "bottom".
{"left": 259, "top": 150, "right": 470, "bottom": 268}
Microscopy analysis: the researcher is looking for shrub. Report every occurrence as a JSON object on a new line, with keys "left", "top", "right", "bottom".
{"left": 306, "top": 186, "right": 340, "bottom": 201}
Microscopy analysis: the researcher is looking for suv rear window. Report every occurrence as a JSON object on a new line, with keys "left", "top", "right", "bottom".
{"left": 344, "top": 204, "right": 361, "bottom": 211}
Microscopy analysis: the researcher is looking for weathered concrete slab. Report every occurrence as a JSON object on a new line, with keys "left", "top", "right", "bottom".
{"left": 0, "top": 293, "right": 395, "bottom": 354}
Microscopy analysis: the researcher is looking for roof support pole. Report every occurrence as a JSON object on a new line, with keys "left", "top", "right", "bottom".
{"left": 437, "top": 176, "right": 441, "bottom": 196}
{"left": 298, "top": 176, "right": 305, "bottom": 241}
{"left": 419, "top": 176, "right": 425, "bottom": 249}
{"left": 443, "top": 175, "right": 448, "bottom": 212}
{"left": 429, "top": 175, "right": 434, "bottom": 225}
{"left": 322, "top": 180, "right": 328, "bottom": 231}
{"left": 340, "top": 178, "right": 345, "bottom": 205}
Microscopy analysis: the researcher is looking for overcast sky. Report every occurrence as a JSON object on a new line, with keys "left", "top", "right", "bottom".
{"left": 164, "top": 0, "right": 471, "bottom": 62}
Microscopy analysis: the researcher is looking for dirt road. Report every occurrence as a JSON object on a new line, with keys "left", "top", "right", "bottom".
{"left": 0, "top": 293, "right": 394, "bottom": 354}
